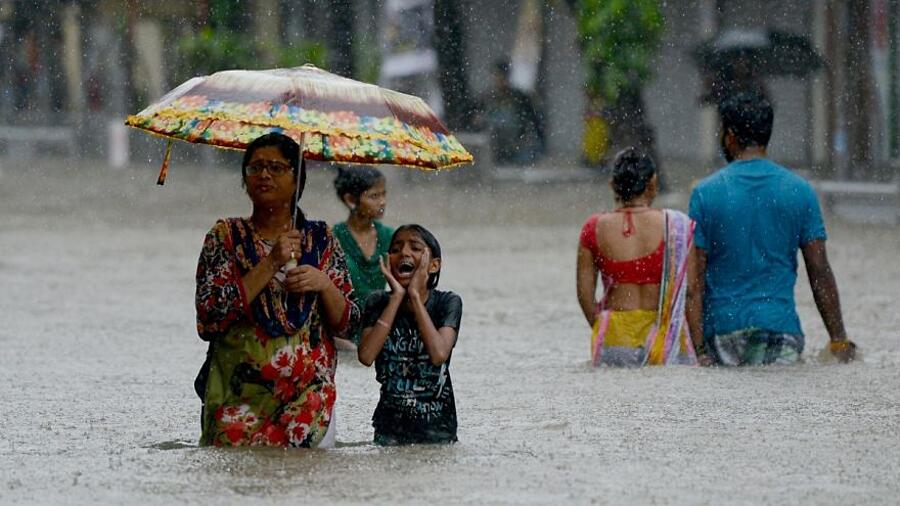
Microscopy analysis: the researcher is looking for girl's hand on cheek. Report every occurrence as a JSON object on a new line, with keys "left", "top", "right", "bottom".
{"left": 408, "top": 250, "right": 431, "bottom": 302}
{"left": 379, "top": 255, "right": 406, "bottom": 299}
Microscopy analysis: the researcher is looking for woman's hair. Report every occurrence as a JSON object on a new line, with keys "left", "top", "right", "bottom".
{"left": 241, "top": 133, "right": 306, "bottom": 195}
{"left": 611, "top": 147, "right": 656, "bottom": 202}
{"left": 392, "top": 224, "right": 442, "bottom": 289}
{"left": 333, "top": 165, "right": 385, "bottom": 201}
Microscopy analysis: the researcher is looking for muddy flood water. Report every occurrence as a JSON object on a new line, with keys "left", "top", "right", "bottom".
{"left": 1, "top": 159, "right": 898, "bottom": 505}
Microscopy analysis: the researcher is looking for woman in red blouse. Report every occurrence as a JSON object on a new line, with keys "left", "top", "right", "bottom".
{"left": 576, "top": 148, "right": 708, "bottom": 367}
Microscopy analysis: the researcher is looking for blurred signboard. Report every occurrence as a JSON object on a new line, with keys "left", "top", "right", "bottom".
{"left": 379, "top": 0, "right": 442, "bottom": 118}
{"left": 509, "top": 0, "right": 542, "bottom": 93}
{"left": 380, "top": 0, "right": 437, "bottom": 80}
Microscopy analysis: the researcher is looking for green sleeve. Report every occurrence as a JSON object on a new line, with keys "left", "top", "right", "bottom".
{"left": 375, "top": 221, "right": 395, "bottom": 256}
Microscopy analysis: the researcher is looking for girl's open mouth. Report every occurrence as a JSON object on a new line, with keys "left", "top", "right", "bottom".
{"left": 396, "top": 259, "right": 416, "bottom": 278}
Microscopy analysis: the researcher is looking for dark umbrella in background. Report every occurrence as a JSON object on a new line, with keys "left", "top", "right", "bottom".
{"left": 693, "top": 28, "right": 824, "bottom": 106}
{"left": 693, "top": 28, "right": 824, "bottom": 77}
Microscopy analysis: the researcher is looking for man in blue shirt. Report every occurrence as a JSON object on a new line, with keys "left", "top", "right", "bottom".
{"left": 687, "top": 92, "right": 856, "bottom": 365}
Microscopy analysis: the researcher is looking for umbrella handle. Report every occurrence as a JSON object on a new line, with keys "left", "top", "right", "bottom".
{"left": 285, "top": 133, "right": 305, "bottom": 274}
{"left": 291, "top": 133, "right": 306, "bottom": 231}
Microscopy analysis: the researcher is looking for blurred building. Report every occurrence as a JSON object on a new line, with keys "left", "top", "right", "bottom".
{"left": 462, "top": 0, "right": 898, "bottom": 181}
{"left": 0, "top": 0, "right": 896, "bottom": 182}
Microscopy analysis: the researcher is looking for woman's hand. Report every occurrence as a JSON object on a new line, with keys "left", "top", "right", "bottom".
{"left": 407, "top": 249, "right": 431, "bottom": 302}
{"left": 379, "top": 255, "right": 405, "bottom": 300}
{"left": 696, "top": 353, "right": 716, "bottom": 367}
{"left": 285, "top": 265, "right": 332, "bottom": 293}
{"left": 269, "top": 230, "right": 302, "bottom": 268}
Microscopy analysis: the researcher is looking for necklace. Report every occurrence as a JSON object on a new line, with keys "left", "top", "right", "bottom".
{"left": 248, "top": 218, "right": 291, "bottom": 242}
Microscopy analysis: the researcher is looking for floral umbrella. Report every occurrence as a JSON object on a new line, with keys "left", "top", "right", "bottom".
{"left": 125, "top": 64, "right": 473, "bottom": 185}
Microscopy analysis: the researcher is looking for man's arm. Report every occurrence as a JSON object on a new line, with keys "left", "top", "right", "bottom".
{"left": 800, "top": 239, "right": 855, "bottom": 362}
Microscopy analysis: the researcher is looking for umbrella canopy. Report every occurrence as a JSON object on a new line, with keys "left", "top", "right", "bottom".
{"left": 692, "top": 28, "right": 823, "bottom": 77}
{"left": 126, "top": 64, "right": 473, "bottom": 178}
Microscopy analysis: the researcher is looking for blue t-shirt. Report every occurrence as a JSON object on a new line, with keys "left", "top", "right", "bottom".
{"left": 688, "top": 158, "right": 827, "bottom": 339}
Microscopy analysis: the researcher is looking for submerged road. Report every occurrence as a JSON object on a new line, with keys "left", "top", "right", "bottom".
{"left": 1, "top": 159, "right": 898, "bottom": 504}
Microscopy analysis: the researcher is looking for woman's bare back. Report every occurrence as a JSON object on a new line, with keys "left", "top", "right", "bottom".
{"left": 595, "top": 209, "right": 664, "bottom": 311}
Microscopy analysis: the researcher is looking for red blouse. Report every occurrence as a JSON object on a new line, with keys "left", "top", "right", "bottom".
{"left": 580, "top": 213, "right": 663, "bottom": 285}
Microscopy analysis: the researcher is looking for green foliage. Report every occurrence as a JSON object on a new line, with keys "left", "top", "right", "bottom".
{"left": 206, "top": 0, "right": 246, "bottom": 31}
{"left": 176, "top": 27, "right": 253, "bottom": 78}
{"left": 176, "top": 27, "right": 328, "bottom": 82}
{"left": 269, "top": 39, "right": 328, "bottom": 69}
{"left": 354, "top": 34, "right": 383, "bottom": 85}
{"left": 572, "top": 0, "right": 664, "bottom": 102}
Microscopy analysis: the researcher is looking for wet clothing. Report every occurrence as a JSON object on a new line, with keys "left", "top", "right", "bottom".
{"left": 580, "top": 213, "right": 665, "bottom": 285}
{"left": 363, "top": 290, "right": 463, "bottom": 444}
{"left": 593, "top": 309, "right": 681, "bottom": 366}
{"left": 689, "top": 158, "right": 827, "bottom": 341}
{"left": 194, "top": 217, "right": 359, "bottom": 447}
{"left": 587, "top": 210, "right": 698, "bottom": 367}
{"left": 711, "top": 329, "right": 803, "bottom": 366}
{"left": 332, "top": 221, "right": 394, "bottom": 343}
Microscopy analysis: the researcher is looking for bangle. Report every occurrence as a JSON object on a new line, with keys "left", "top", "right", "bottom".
{"left": 376, "top": 319, "right": 391, "bottom": 329}
{"left": 829, "top": 340, "right": 855, "bottom": 353}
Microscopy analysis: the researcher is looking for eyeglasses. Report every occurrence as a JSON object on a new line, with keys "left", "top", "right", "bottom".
{"left": 245, "top": 161, "right": 293, "bottom": 177}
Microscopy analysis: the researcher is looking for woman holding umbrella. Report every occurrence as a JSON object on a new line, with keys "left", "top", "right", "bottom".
{"left": 194, "top": 132, "right": 359, "bottom": 448}
{"left": 125, "top": 65, "right": 471, "bottom": 445}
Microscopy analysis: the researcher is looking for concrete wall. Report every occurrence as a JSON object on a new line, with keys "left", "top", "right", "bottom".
{"left": 645, "top": 1, "right": 708, "bottom": 165}
{"left": 541, "top": 3, "right": 587, "bottom": 164}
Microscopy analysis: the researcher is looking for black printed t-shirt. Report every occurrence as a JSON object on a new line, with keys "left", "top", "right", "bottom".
{"left": 362, "top": 289, "right": 463, "bottom": 444}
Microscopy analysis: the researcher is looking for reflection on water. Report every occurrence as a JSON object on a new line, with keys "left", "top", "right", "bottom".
{"left": 0, "top": 161, "right": 898, "bottom": 504}
{"left": 146, "top": 441, "right": 196, "bottom": 450}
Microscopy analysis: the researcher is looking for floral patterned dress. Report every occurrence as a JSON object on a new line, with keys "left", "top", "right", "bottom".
{"left": 195, "top": 217, "right": 359, "bottom": 447}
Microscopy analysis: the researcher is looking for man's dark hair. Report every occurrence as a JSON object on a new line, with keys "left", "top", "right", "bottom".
{"left": 611, "top": 147, "right": 656, "bottom": 202}
{"left": 718, "top": 91, "right": 774, "bottom": 149}
{"left": 493, "top": 59, "right": 510, "bottom": 76}
{"left": 391, "top": 224, "right": 442, "bottom": 289}
{"left": 333, "top": 165, "right": 385, "bottom": 200}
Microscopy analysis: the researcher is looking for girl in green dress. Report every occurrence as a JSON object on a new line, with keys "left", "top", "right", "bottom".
{"left": 332, "top": 166, "right": 394, "bottom": 348}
